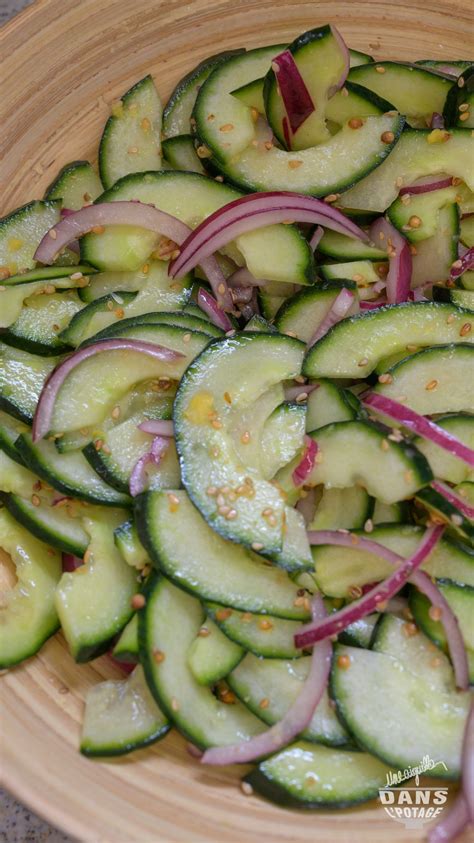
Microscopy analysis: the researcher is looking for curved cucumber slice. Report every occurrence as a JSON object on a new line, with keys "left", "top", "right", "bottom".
{"left": 274, "top": 283, "right": 358, "bottom": 344}
{"left": 135, "top": 491, "right": 310, "bottom": 620}
{"left": 16, "top": 433, "right": 131, "bottom": 508}
{"left": 45, "top": 160, "right": 103, "bottom": 209}
{"left": 58, "top": 291, "right": 138, "bottom": 346}
{"left": 304, "top": 420, "right": 432, "bottom": 504}
{"left": 387, "top": 184, "right": 460, "bottom": 243}
{"left": 340, "top": 128, "right": 474, "bottom": 212}
{"left": 308, "top": 486, "right": 372, "bottom": 531}
{"left": 317, "top": 229, "right": 386, "bottom": 261}
{"left": 320, "top": 259, "right": 386, "bottom": 287}
{"left": 348, "top": 62, "right": 452, "bottom": 127}
{"left": 139, "top": 575, "right": 265, "bottom": 749}
{"left": 411, "top": 204, "right": 459, "bottom": 288}
{"left": 414, "top": 414, "right": 474, "bottom": 484}
{"left": 374, "top": 344, "right": 474, "bottom": 414}
{"left": 245, "top": 742, "right": 394, "bottom": 809}
{"left": 415, "top": 486, "right": 474, "bottom": 545}
{"left": 187, "top": 618, "right": 244, "bottom": 685}
{"left": 3, "top": 291, "right": 84, "bottom": 355}
{"left": 303, "top": 302, "right": 473, "bottom": 378}
{"left": 174, "top": 332, "right": 305, "bottom": 554}
{"left": 163, "top": 49, "right": 245, "bottom": 139}
{"left": 229, "top": 653, "right": 349, "bottom": 746}
{"left": 80, "top": 665, "right": 169, "bottom": 757}
{"left": 205, "top": 602, "right": 302, "bottom": 659}
{"left": 162, "top": 134, "right": 206, "bottom": 174}
{"left": 99, "top": 76, "right": 162, "bottom": 189}
{"left": 0, "top": 449, "right": 37, "bottom": 496}
{"left": 86, "top": 311, "right": 223, "bottom": 342}
{"left": 0, "top": 342, "right": 60, "bottom": 423}
{"left": 0, "top": 410, "right": 29, "bottom": 463}
{"left": 0, "top": 509, "right": 61, "bottom": 668}
{"left": 112, "top": 613, "right": 139, "bottom": 662}
{"left": 311, "top": 524, "right": 474, "bottom": 597}
{"left": 1, "top": 491, "right": 89, "bottom": 556}
{"left": 331, "top": 638, "right": 469, "bottom": 778}
{"left": 114, "top": 519, "right": 152, "bottom": 570}
{"left": 306, "top": 379, "right": 359, "bottom": 430}
{"left": 2, "top": 265, "right": 95, "bottom": 286}
{"left": 81, "top": 171, "right": 314, "bottom": 285}
{"left": 260, "top": 402, "right": 306, "bottom": 479}
{"left": 56, "top": 513, "right": 136, "bottom": 661}
{"left": 0, "top": 200, "right": 61, "bottom": 277}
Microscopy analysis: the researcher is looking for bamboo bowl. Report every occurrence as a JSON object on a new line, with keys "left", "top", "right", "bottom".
{"left": 0, "top": 1, "right": 471, "bottom": 840}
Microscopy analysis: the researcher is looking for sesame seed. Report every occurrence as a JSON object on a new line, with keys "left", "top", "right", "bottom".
{"left": 395, "top": 176, "right": 404, "bottom": 187}
{"left": 410, "top": 244, "right": 418, "bottom": 256}
{"left": 218, "top": 504, "right": 230, "bottom": 517}
{"left": 352, "top": 273, "right": 364, "bottom": 283}
{"left": 323, "top": 194, "right": 340, "bottom": 203}
{"left": 259, "top": 698, "right": 270, "bottom": 709}
{"left": 241, "top": 781, "right": 254, "bottom": 796}
{"left": 198, "top": 627, "right": 210, "bottom": 637}
{"left": 94, "top": 439, "right": 103, "bottom": 451}
{"left": 167, "top": 493, "right": 180, "bottom": 512}
{"left": 375, "top": 65, "right": 386, "bottom": 73}
{"left": 31, "top": 494, "right": 41, "bottom": 507}
{"left": 223, "top": 391, "right": 232, "bottom": 404}
{"left": 408, "top": 215, "right": 422, "bottom": 228}
{"left": 459, "top": 103, "right": 470, "bottom": 112}
{"left": 259, "top": 619, "right": 273, "bottom": 631}
{"left": 206, "top": 486, "right": 218, "bottom": 497}
{"left": 240, "top": 431, "right": 251, "bottom": 444}
{"left": 378, "top": 373, "right": 393, "bottom": 384}
{"left": 44, "top": 284, "right": 56, "bottom": 295}
{"left": 264, "top": 140, "right": 273, "bottom": 150}
{"left": 460, "top": 323, "right": 472, "bottom": 336}
{"left": 250, "top": 107, "right": 259, "bottom": 122}
{"left": 216, "top": 608, "right": 232, "bottom": 621}
{"left": 131, "top": 593, "right": 146, "bottom": 610}
{"left": 337, "top": 654, "right": 351, "bottom": 669}
{"left": 428, "top": 605, "right": 443, "bottom": 621}
{"left": 219, "top": 123, "right": 234, "bottom": 132}
{"left": 128, "top": 146, "right": 139, "bottom": 154}
{"left": 295, "top": 391, "right": 308, "bottom": 403}
{"left": 348, "top": 585, "right": 363, "bottom": 599}
{"left": 358, "top": 357, "right": 369, "bottom": 367}
{"left": 226, "top": 509, "right": 238, "bottom": 520}
{"left": 288, "top": 159, "right": 303, "bottom": 169}
{"left": 111, "top": 405, "right": 120, "bottom": 419}
{"left": 451, "top": 514, "right": 463, "bottom": 526}
{"left": 425, "top": 379, "right": 438, "bottom": 391}
{"left": 403, "top": 622, "right": 418, "bottom": 637}
{"left": 183, "top": 332, "right": 191, "bottom": 343}
{"left": 452, "top": 176, "right": 463, "bottom": 185}
{"left": 348, "top": 118, "right": 364, "bottom": 129}
{"left": 251, "top": 542, "right": 263, "bottom": 551}
{"left": 458, "top": 76, "right": 465, "bottom": 88}
{"left": 196, "top": 145, "right": 212, "bottom": 159}
{"left": 381, "top": 131, "right": 395, "bottom": 144}
{"left": 171, "top": 698, "right": 180, "bottom": 712}
{"left": 404, "top": 470, "right": 414, "bottom": 484}
{"left": 364, "top": 518, "right": 374, "bottom": 533}
{"left": 92, "top": 225, "right": 105, "bottom": 234}
{"left": 400, "top": 194, "right": 411, "bottom": 206}
{"left": 153, "top": 649, "right": 165, "bottom": 663}
{"left": 207, "top": 113, "right": 215, "bottom": 121}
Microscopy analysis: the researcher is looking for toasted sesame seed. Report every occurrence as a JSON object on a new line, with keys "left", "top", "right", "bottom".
{"left": 459, "top": 102, "right": 470, "bottom": 112}
{"left": 259, "top": 698, "right": 270, "bottom": 709}
{"left": 171, "top": 697, "right": 180, "bottom": 711}
{"left": 408, "top": 215, "right": 422, "bottom": 228}
{"left": 403, "top": 622, "right": 418, "bottom": 637}
{"left": 128, "top": 146, "right": 139, "bottom": 154}
{"left": 241, "top": 781, "right": 254, "bottom": 796}
{"left": 352, "top": 273, "right": 364, "bottom": 283}
{"left": 131, "top": 593, "right": 146, "bottom": 610}
{"left": 395, "top": 176, "right": 404, "bottom": 187}
{"left": 240, "top": 431, "right": 251, "bottom": 444}
{"left": 364, "top": 518, "right": 374, "bottom": 533}
{"left": 259, "top": 619, "right": 273, "bottom": 631}
{"left": 400, "top": 194, "right": 411, "bottom": 206}
{"left": 460, "top": 322, "right": 472, "bottom": 336}
{"left": 226, "top": 509, "right": 238, "bottom": 520}
{"left": 94, "top": 439, "right": 103, "bottom": 451}
{"left": 223, "top": 391, "right": 232, "bottom": 404}
{"left": 153, "top": 649, "right": 165, "bottom": 663}
{"left": 458, "top": 76, "right": 465, "bottom": 88}
{"left": 218, "top": 504, "right": 230, "bottom": 517}
{"left": 251, "top": 542, "right": 263, "bottom": 551}
{"left": 348, "top": 118, "right": 364, "bottom": 129}
{"left": 358, "top": 357, "right": 369, "bottom": 367}
{"left": 378, "top": 373, "right": 393, "bottom": 384}
{"left": 167, "top": 493, "right": 180, "bottom": 512}
{"left": 348, "top": 585, "right": 363, "bottom": 599}
{"left": 288, "top": 159, "right": 303, "bottom": 169}
{"left": 337, "top": 654, "right": 351, "bottom": 669}
{"left": 44, "top": 284, "right": 56, "bottom": 295}
{"left": 425, "top": 379, "right": 438, "bottom": 391}
{"left": 295, "top": 391, "right": 308, "bottom": 403}
{"left": 219, "top": 123, "right": 234, "bottom": 132}
{"left": 324, "top": 194, "right": 340, "bottom": 203}
{"left": 211, "top": 419, "right": 223, "bottom": 430}
{"left": 409, "top": 244, "right": 418, "bottom": 256}
{"left": 111, "top": 405, "right": 120, "bottom": 419}
{"left": 375, "top": 65, "right": 386, "bottom": 73}
{"left": 198, "top": 627, "right": 210, "bottom": 637}
{"left": 31, "top": 494, "right": 41, "bottom": 507}
{"left": 206, "top": 486, "right": 218, "bottom": 497}
{"left": 428, "top": 605, "right": 443, "bottom": 621}
{"left": 196, "top": 145, "right": 212, "bottom": 159}
{"left": 381, "top": 131, "right": 395, "bottom": 144}
{"left": 216, "top": 608, "right": 232, "bottom": 621}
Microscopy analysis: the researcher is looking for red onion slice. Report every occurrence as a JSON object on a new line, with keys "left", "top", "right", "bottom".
{"left": 271, "top": 49, "right": 315, "bottom": 136}
{"left": 284, "top": 383, "right": 319, "bottom": 402}
{"left": 399, "top": 175, "right": 454, "bottom": 196}
{"left": 363, "top": 393, "right": 474, "bottom": 468}
{"left": 34, "top": 201, "right": 233, "bottom": 310}
{"left": 359, "top": 298, "right": 387, "bottom": 310}
{"left": 138, "top": 419, "right": 174, "bottom": 438}
{"left": 295, "top": 526, "right": 444, "bottom": 648}
{"left": 295, "top": 487, "right": 318, "bottom": 526}
{"left": 432, "top": 480, "right": 474, "bottom": 520}
{"left": 227, "top": 267, "right": 265, "bottom": 288}
{"left": 62, "top": 553, "right": 83, "bottom": 572}
{"left": 169, "top": 192, "right": 369, "bottom": 280}
{"left": 292, "top": 436, "right": 318, "bottom": 487}
{"left": 197, "top": 288, "right": 234, "bottom": 331}
{"left": 450, "top": 247, "right": 474, "bottom": 279}
{"left": 307, "top": 287, "right": 356, "bottom": 347}
{"left": 309, "top": 225, "right": 324, "bottom": 251}
{"left": 129, "top": 435, "right": 169, "bottom": 497}
{"left": 328, "top": 25, "right": 350, "bottom": 97}
{"left": 32, "top": 339, "right": 183, "bottom": 443}
{"left": 428, "top": 793, "right": 470, "bottom": 843}
{"left": 370, "top": 217, "right": 411, "bottom": 304}
{"left": 201, "top": 594, "right": 331, "bottom": 765}
{"left": 430, "top": 112, "right": 445, "bottom": 130}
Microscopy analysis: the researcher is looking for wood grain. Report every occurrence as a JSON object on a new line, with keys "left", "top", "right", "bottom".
{"left": 0, "top": 1, "right": 471, "bottom": 840}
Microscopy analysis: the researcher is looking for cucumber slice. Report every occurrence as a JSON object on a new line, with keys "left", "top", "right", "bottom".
{"left": 374, "top": 343, "right": 474, "bottom": 414}
{"left": 460, "top": 215, "right": 474, "bottom": 249}
{"left": 135, "top": 491, "right": 311, "bottom": 620}
{"left": 433, "top": 285, "right": 474, "bottom": 309}
{"left": 0, "top": 342, "right": 60, "bottom": 423}
{"left": 0, "top": 270, "right": 91, "bottom": 329}
{"left": 139, "top": 575, "right": 265, "bottom": 749}
{"left": 87, "top": 311, "right": 223, "bottom": 341}
{"left": 99, "top": 76, "right": 162, "bottom": 189}
{"left": 372, "top": 500, "right": 408, "bottom": 525}
{"left": 409, "top": 580, "right": 474, "bottom": 682}
{"left": 260, "top": 402, "right": 306, "bottom": 479}
{"left": 331, "top": 633, "right": 470, "bottom": 777}
{"left": 187, "top": 618, "right": 244, "bottom": 685}
{"left": 416, "top": 60, "right": 471, "bottom": 76}
{"left": 0, "top": 449, "right": 38, "bottom": 496}
{"left": 340, "top": 128, "right": 474, "bottom": 212}
{"left": 348, "top": 62, "right": 452, "bottom": 127}
{"left": 443, "top": 66, "right": 474, "bottom": 129}
{"left": 0, "top": 509, "right": 61, "bottom": 668}
{"left": 388, "top": 184, "right": 461, "bottom": 243}
{"left": 306, "top": 379, "right": 359, "bottom": 430}
{"left": 58, "top": 291, "right": 137, "bottom": 346}
{"left": 205, "top": 602, "right": 302, "bottom": 659}
{"left": 303, "top": 302, "right": 473, "bottom": 378}
{"left": 258, "top": 290, "right": 288, "bottom": 321}
{"left": 245, "top": 742, "right": 394, "bottom": 809}
{"left": 415, "top": 486, "right": 474, "bottom": 545}
{"left": 114, "top": 520, "right": 150, "bottom": 570}
{"left": 3, "top": 290, "right": 84, "bottom": 355}
{"left": 45, "top": 160, "right": 103, "bottom": 209}
{"left": 264, "top": 25, "right": 349, "bottom": 150}
{"left": 112, "top": 613, "right": 139, "bottom": 661}
{"left": 81, "top": 171, "right": 314, "bottom": 286}
{"left": 320, "top": 261, "right": 388, "bottom": 293}
{"left": 0, "top": 410, "right": 29, "bottom": 463}
{"left": 162, "top": 135, "right": 206, "bottom": 174}
{"left": 16, "top": 433, "right": 131, "bottom": 508}
{"left": 244, "top": 315, "right": 276, "bottom": 333}
{"left": 163, "top": 49, "right": 245, "bottom": 138}
{"left": 56, "top": 513, "right": 136, "bottom": 661}
{"left": 1, "top": 491, "right": 89, "bottom": 556}
{"left": 274, "top": 282, "right": 357, "bottom": 343}
{"left": 311, "top": 524, "right": 474, "bottom": 597}
{"left": 410, "top": 204, "right": 459, "bottom": 287}
{"left": 0, "top": 200, "right": 61, "bottom": 276}
{"left": 317, "top": 229, "right": 386, "bottom": 261}
{"left": 80, "top": 665, "right": 169, "bottom": 757}
{"left": 228, "top": 653, "right": 349, "bottom": 746}
{"left": 339, "top": 614, "right": 379, "bottom": 648}
{"left": 461, "top": 270, "right": 474, "bottom": 290}
{"left": 2, "top": 265, "right": 95, "bottom": 286}
{"left": 301, "top": 420, "right": 432, "bottom": 504}
{"left": 46, "top": 323, "right": 209, "bottom": 436}
{"left": 414, "top": 414, "right": 474, "bottom": 484}
{"left": 174, "top": 332, "right": 305, "bottom": 554}
{"left": 372, "top": 614, "right": 456, "bottom": 691}
{"left": 308, "top": 486, "right": 372, "bottom": 531}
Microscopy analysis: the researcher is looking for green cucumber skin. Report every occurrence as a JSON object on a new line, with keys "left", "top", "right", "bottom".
{"left": 0, "top": 492, "right": 88, "bottom": 557}
{"left": 80, "top": 724, "right": 170, "bottom": 758}
{"left": 82, "top": 444, "right": 129, "bottom": 494}
{"left": 243, "top": 769, "right": 386, "bottom": 811}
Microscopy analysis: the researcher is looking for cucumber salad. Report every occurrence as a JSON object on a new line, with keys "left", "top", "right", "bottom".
{"left": 1, "top": 23, "right": 473, "bottom": 840}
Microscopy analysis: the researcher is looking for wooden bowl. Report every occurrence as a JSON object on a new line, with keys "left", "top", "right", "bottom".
{"left": 1, "top": 1, "right": 471, "bottom": 840}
